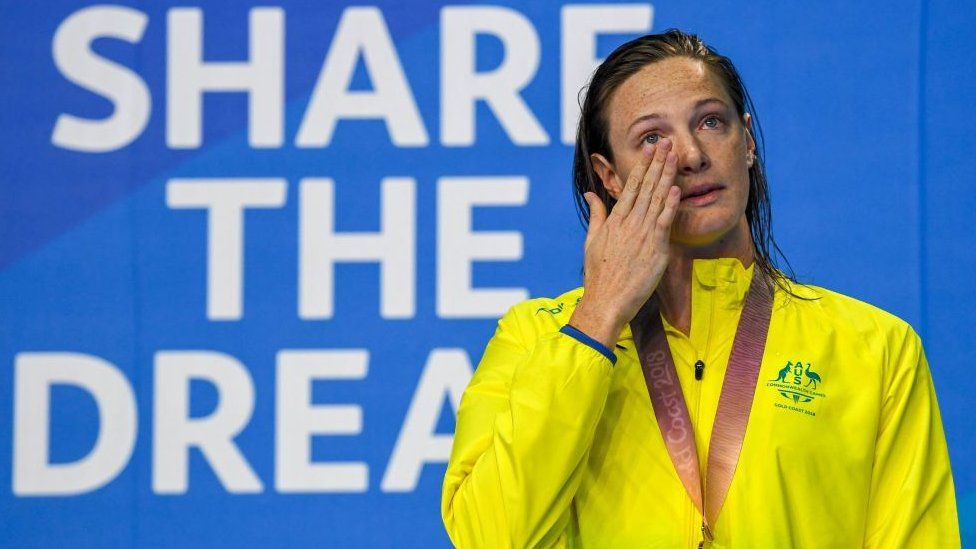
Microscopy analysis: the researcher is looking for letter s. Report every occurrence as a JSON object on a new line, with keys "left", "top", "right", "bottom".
{"left": 51, "top": 6, "right": 150, "bottom": 152}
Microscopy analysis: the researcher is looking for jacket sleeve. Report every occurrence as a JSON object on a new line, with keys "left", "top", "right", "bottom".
{"left": 863, "top": 326, "right": 961, "bottom": 548}
{"left": 441, "top": 304, "right": 615, "bottom": 548}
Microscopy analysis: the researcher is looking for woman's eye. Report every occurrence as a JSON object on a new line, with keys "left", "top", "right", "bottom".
{"left": 703, "top": 116, "right": 722, "bottom": 129}
{"left": 642, "top": 133, "right": 660, "bottom": 145}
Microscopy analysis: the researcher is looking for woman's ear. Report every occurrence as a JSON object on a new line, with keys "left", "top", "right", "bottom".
{"left": 590, "top": 153, "right": 624, "bottom": 199}
{"left": 743, "top": 113, "right": 756, "bottom": 166}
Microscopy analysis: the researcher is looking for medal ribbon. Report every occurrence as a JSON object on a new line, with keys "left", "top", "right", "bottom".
{"left": 629, "top": 272, "right": 773, "bottom": 541}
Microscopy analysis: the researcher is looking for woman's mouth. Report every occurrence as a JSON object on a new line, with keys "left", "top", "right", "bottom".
{"left": 681, "top": 184, "right": 724, "bottom": 206}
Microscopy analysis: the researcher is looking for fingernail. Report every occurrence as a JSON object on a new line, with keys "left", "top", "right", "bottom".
{"left": 661, "top": 138, "right": 672, "bottom": 151}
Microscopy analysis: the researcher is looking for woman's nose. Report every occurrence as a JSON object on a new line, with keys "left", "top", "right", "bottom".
{"left": 674, "top": 135, "right": 709, "bottom": 174}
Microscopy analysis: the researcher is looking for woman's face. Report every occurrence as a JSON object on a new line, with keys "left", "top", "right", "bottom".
{"left": 592, "top": 56, "right": 756, "bottom": 248}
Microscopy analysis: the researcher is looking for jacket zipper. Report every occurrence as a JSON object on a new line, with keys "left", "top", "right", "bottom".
{"left": 693, "top": 289, "right": 716, "bottom": 548}
{"left": 691, "top": 361, "right": 704, "bottom": 548}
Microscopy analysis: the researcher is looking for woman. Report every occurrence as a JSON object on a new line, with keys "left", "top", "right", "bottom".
{"left": 441, "top": 30, "right": 959, "bottom": 548}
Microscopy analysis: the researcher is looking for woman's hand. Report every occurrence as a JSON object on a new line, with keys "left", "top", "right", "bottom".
{"left": 568, "top": 139, "right": 680, "bottom": 349}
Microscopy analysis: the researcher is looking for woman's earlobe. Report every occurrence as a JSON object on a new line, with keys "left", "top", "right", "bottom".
{"left": 742, "top": 114, "right": 757, "bottom": 166}
{"left": 589, "top": 153, "right": 622, "bottom": 199}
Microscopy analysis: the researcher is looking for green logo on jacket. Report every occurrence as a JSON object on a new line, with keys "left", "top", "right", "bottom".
{"left": 536, "top": 302, "right": 564, "bottom": 315}
{"left": 767, "top": 361, "right": 826, "bottom": 416}
{"left": 535, "top": 297, "right": 582, "bottom": 316}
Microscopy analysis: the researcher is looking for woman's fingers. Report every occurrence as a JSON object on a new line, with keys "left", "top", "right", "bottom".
{"left": 630, "top": 139, "right": 672, "bottom": 221}
{"left": 611, "top": 147, "right": 654, "bottom": 218}
{"left": 652, "top": 185, "right": 681, "bottom": 248}
{"left": 584, "top": 192, "right": 607, "bottom": 229}
{"left": 643, "top": 148, "right": 678, "bottom": 231}
{"left": 577, "top": 142, "right": 679, "bottom": 333}
{"left": 583, "top": 192, "right": 607, "bottom": 250}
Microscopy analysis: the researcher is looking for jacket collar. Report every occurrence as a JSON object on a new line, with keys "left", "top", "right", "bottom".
{"left": 616, "top": 257, "right": 755, "bottom": 344}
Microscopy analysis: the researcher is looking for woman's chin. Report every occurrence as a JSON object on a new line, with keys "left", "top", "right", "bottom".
{"left": 670, "top": 215, "right": 745, "bottom": 249}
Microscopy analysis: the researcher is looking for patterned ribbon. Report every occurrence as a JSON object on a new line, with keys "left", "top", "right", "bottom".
{"left": 629, "top": 272, "right": 773, "bottom": 544}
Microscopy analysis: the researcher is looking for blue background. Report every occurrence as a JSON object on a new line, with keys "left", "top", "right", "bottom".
{"left": 1, "top": 0, "right": 974, "bottom": 546}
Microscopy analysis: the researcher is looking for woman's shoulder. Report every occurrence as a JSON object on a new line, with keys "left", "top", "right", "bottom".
{"left": 777, "top": 278, "right": 919, "bottom": 344}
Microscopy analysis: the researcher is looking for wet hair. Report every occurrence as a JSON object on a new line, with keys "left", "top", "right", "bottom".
{"left": 572, "top": 28, "right": 803, "bottom": 298}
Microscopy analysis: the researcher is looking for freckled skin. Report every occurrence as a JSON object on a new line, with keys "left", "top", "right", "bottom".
{"left": 592, "top": 57, "right": 756, "bottom": 250}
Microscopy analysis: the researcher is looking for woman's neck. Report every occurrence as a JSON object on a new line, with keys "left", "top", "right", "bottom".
{"left": 656, "top": 222, "right": 755, "bottom": 335}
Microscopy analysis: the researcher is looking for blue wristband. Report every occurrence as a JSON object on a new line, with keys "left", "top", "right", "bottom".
{"left": 559, "top": 324, "right": 617, "bottom": 365}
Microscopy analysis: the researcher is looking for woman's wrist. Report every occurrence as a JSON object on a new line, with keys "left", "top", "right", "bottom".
{"left": 568, "top": 297, "right": 626, "bottom": 350}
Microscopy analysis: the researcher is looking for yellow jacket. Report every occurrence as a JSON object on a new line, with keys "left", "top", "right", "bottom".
{"left": 442, "top": 258, "right": 959, "bottom": 548}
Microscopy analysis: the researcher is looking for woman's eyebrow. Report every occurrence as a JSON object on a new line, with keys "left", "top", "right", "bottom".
{"left": 627, "top": 97, "right": 730, "bottom": 134}
{"left": 627, "top": 112, "right": 665, "bottom": 133}
{"left": 693, "top": 97, "right": 730, "bottom": 111}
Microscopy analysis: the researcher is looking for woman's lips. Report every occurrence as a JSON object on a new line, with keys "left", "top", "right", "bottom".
{"left": 680, "top": 184, "right": 724, "bottom": 206}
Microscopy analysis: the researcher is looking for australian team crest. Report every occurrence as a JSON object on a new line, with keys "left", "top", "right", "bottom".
{"left": 766, "top": 360, "right": 826, "bottom": 416}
